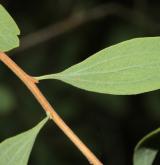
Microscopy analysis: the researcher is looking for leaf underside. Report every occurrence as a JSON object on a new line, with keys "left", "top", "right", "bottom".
{"left": 37, "top": 37, "right": 160, "bottom": 95}
{"left": 0, "top": 117, "right": 48, "bottom": 165}
{"left": 0, "top": 4, "right": 20, "bottom": 52}
{"left": 134, "top": 128, "right": 160, "bottom": 165}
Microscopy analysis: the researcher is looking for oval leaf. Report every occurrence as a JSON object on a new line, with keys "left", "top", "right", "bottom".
{"left": 0, "top": 4, "right": 20, "bottom": 52}
{"left": 133, "top": 128, "right": 160, "bottom": 165}
{"left": 0, "top": 117, "right": 48, "bottom": 165}
{"left": 37, "top": 37, "right": 160, "bottom": 95}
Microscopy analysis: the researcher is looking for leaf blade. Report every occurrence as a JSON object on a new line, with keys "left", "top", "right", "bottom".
{"left": 37, "top": 37, "right": 160, "bottom": 95}
{"left": 0, "top": 4, "right": 20, "bottom": 52}
{"left": 0, "top": 117, "right": 48, "bottom": 165}
{"left": 133, "top": 128, "right": 160, "bottom": 165}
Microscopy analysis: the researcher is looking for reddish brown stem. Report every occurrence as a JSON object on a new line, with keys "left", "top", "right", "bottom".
{"left": 0, "top": 52, "right": 103, "bottom": 165}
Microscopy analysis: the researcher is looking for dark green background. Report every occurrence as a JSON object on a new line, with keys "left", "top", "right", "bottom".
{"left": 0, "top": 0, "right": 160, "bottom": 164}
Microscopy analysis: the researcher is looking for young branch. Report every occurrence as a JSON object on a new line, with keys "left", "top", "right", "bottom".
{"left": 0, "top": 52, "right": 103, "bottom": 165}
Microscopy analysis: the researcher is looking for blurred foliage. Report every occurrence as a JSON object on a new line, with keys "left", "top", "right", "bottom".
{"left": 0, "top": 84, "right": 16, "bottom": 115}
{"left": 0, "top": 0, "right": 160, "bottom": 165}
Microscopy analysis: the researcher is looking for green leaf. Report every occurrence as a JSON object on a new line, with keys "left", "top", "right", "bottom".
{"left": 133, "top": 128, "right": 160, "bottom": 165}
{"left": 36, "top": 37, "right": 160, "bottom": 95}
{"left": 0, "top": 4, "right": 20, "bottom": 52}
{"left": 0, "top": 117, "right": 48, "bottom": 165}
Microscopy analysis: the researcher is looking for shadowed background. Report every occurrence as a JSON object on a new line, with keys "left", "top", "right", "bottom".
{"left": 0, "top": 0, "right": 160, "bottom": 164}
